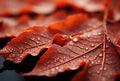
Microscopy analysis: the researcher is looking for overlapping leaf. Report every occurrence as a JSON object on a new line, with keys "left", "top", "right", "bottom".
{"left": 0, "top": 0, "right": 120, "bottom": 81}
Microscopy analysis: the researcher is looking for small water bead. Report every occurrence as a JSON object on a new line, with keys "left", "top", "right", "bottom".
{"left": 55, "top": 67, "right": 59, "bottom": 70}
{"left": 91, "top": 44, "right": 95, "bottom": 47}
{"left": 85, "top": 47, "right": 89, "bottom": 50}
{"left": 100, "top": 67, "right": 102, "bottom": 70}
{"left": 106, "top": 45, "right": 109, "bottom": 48}
{"left": 97, "top": 70, "right": 100, "bottom": 74}
{"left": 37, "top": 37, "right": 40, "bottom": 41}
{"left": 31, "top": 37, "right": 35, "bottom": 40}
{"left": 81, "top": 46, "right": 83, "bottom": 49}
{"left": 103, "top": 67, "right": 107, "bottom": 71}
{"left": 102, "top": 77, "right": 106, "bottom": 81}
{"left": 72, "top": 37, "right": 78, "bottom": 42}
{"left": 69, "top": 36, "right": 73, "bottom": 39}
{"left": 19, "top": 50, "right": 23, "bottom": 54}
{"left": 83, "top": 55, "right": 86, "bottom": 58}
{"left": 97, "top": 60, "right": 101, "bottom": 63}
{"left": 99, "top": 53, "right": 103, "bottom": 57}
{"left": 91, "top": 61, "right": 94, "bottom": 64}
{"left": 10, "top": 54, "right": 15, "bottom": 58}
{"left": 97, "top": 32, "right": 102, "bottom": 35}
{"left": 62, "top": 34, "right": 67, "bottom": 37}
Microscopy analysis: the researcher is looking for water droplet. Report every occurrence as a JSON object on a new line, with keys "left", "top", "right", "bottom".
{"left": 62, "top": 34, "right": 67, "bottom": 37}
{"left": 85, "top": 47, "right": 89, "bottom": 50}
{"left": 19, "top": 55, "right": 22, "bottom": 58}
{"left": 87, "top": 35, "right": 90, "bottom": 38}
{"left": 10, "top": 54, "right": 15, "bottom": 58}
{"left": 100, "top": 67, "right": 102, "bottom": 70}
{"left": 72, "top": 37, "right": 78, "bottom": 42}
{"left": 31, "top": 37, "right": 35, "bottom": 40}
{"left": 69, "top": 36, "right": 72, "bottom": 39}
{"left": 104, "top": 67, "right": 107, "bottom": 71}
{"left": 55, "top": 67, "right": 59, "bottom": 70}
{"left": 80, "top": 46, "right": 83, "bottom": 49}
{"left": 99, "top": 53, "right": 103, "bottom": 57}
{"left": 106, "top": 45, "right": 109, "bottom": 48}
{"left": 98, "top": 32, "right": 102, "bottom": 35}
{"left": 106, "top": 36, "right": 111, "bottom": 42}
{"left": 51, "top": 68, "right": 55, "bottom": 72}
{"left": 97, "top": 70, "right": 100, "bottom": 73}
{"left": 19, "top": 50, "right": 23, "bottom": 54}
{"left": 15, "top": 57, "right": 21, "bottom": 62}
{"left": 91, "top": 44, "right": 95, "bottom": 47}
{"left": 97, "top": 60, "right": 101, "bottom": 63}
{"left": 37, "top": 37, "right": 40, "bottom": 41}
{"left": 83, "top": 55, "right": 86, "bottom": 58}
{"left": 91, "top": 61, "right": 94, "bottom": 64}
{"left": 102, "top": 77, "right": 106, "bottom": 81}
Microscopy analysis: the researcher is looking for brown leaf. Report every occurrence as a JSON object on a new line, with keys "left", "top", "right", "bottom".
{"left": 48, "top": 13, "right": 102, "bottom": 34}
{"left": 71, "top": 62, "right": 89, "bottom": 81}
{"left": 0, "top": 26, "right": 53, "bottom": 63}
{"left": 0, "top": 0, "right": 58, "bottom": 16}
{"left": 0, "top": 10, "right": 68, "bottom": 38}
{"left": 0, "top": 16, "right": 102, "bottom": 63}
{"left": 23, "top": 22, "right": 120, "bottom": 81}
{"left": 107, "top": 22, "right": 120, "bottom": 53}
{"left": 57, "top": 0, "right": 107, "bottom": 12}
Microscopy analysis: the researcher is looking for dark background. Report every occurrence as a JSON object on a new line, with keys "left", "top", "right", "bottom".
{"left": 0, "top": 56, "right": 25, "bottom": 81}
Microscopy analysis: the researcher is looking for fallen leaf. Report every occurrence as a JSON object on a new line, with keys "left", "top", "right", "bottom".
{"left": 107, "top": 22, "right": 120, "bottom": 53}
{"left": 23, "top": 24, "right": 120, "bottom": 81}
{"left": 0, "top": 26, "right": 53, "bottom": 63}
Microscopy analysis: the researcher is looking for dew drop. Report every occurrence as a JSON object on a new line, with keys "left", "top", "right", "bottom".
{"left": 62, "top": 34, "right": 67, "bottom": 37}
{"left": 19, "top": 55, "right": 23, "bottom": 58}
{"left": 104, "top": 67, "right": 107, "bottom": 71}
{"left": 100, "top": 67, "right": 102, "bottom": 70}
{"left": 98, "top": 32, "right": 102, "bottom": 35}
{"left": 85, "top": 47, "right": 89, "bottom": 50}
{"left": 81, "top": 46, "right": 83, "bottom": 48}
{"left": 99, "top": 53, "right": 103, "bottom": 57}
{"left": 15, "top": 58, "right": 21, "bottom": 62}
{"left": 37, "top": 37, "right": 40, "bottom": 41}
{"left": 10, "top": 54, "right": 15, "bottom": 58}
{"left": 102, "top": 77, "right": 106, "bottom": 81}
{"left": 19, "top": 50, "right": 23, "bottom": 54}
{"left": 97, "top": 70, "right": 100, "bottom": 74}
{"left": 106, "top": 45, "right": 109, "bottom": 48}
{"left": 97, "top": 60, "right": 101, "bottom": 63}
{"left": 31, "top": 37, "right": 35, "bottom": 40}
{"left": 51, "top": 68, "right": 55, "bottom": 72}
{"left": 106, "top": 36, "right": 111, "bottom": 42}
{"left": 91, "top": 61, "right": 94, "bottom": 64}
{"left": 72, "top": 37, "right": 78, "bottom": 42}
{"left": 55, "top": 67, "right": 59, "bottom": 70}
{"left": 69, "top": 36, "right": 72, "bottom": 39}
{"left": 91, "top": 44, "right": 95, "bottom": 47}
{"left": 83, "top": 55, "right": 86, "bottom": 58}
{"left": 87, "top": 35, "right": 90, "bottom": 38}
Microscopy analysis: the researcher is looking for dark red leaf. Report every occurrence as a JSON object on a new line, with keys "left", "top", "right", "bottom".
{"left": 0, "top": 0, "right": 58, "bottom": 16}
{"left": 0, "top": 14, "right": 102, "bottom": 63}
{"left": 0, "top": 11, "right": 68, "bottom": 38}
{"left": 0, "top": 26, "right": 53, "bottom": 63}
{"left": 22, "top": 21, "right": 120, "bottom": 81}
{"left": 57, "top": 0, "right": 107, "bottom": 12}
{"left": 107, "top": 22, "right": 120, "bottom": 53}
